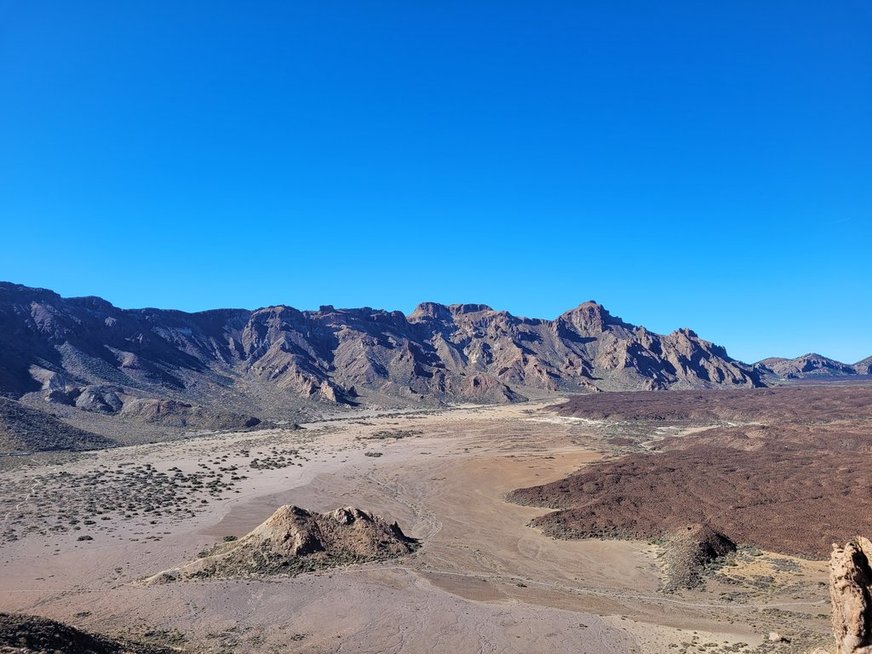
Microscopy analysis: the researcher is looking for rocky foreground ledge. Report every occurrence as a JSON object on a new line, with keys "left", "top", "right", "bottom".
{"left": 0, "top": 613, "right": 174, "bottom": 654}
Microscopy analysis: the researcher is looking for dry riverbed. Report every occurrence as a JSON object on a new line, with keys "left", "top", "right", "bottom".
{"left": 0, "top": 401, "right": 830, "bottom": 653}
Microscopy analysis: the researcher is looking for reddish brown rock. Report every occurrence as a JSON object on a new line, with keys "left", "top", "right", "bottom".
{"left": 831, "top": 537, "right": 872, "bottom": 654}
{"left": 508, "top": 385, "right": 872, "bottom": 560}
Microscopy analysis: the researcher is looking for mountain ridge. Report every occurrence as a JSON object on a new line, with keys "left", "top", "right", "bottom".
{"left": 755, "top": 352, "right": 872, "bottom": 380}
{"left": 3, "top": 281, "right": 863, "bottom": 442}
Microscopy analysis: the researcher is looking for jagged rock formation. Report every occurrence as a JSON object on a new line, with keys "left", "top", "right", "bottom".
{"left": 831, "top": 537, "right": 872, "bottom": 654}
{"left": 0, "top": 282, "right": 764, "bottom": 428}
{"left": 660, "top": 524, "right": 736, "bottom": 592}
{"left": 147, "top": 505, "right": 418, "bottom": 582}
{"left": 0, "top": 612, "right": 174, "bottom": 654}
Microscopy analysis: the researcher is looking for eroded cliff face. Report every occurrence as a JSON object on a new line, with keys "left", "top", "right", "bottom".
{"left": 831, "top": 537, "right": 872, "bottom": 654}
{"left": 0, "top": 283, "right": 765, "bottom": 423}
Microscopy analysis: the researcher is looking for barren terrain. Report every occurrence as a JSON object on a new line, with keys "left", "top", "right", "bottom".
{"left": 511, "top": 385, "right": 872, "bottom": 558}
{"left": 0, "top": 389, "right": 856, "bottom": 653}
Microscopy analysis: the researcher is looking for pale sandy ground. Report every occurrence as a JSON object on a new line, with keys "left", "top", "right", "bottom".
{"left": 0, "top": 401, "right": 829, "bottom": 653}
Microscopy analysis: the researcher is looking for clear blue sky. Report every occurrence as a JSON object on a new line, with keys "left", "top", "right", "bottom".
{"left": 1, "top": 1, "right": 870, "bottom": 363}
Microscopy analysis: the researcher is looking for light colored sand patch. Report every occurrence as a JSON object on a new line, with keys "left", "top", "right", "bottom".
{"left": 525, "top": 416, "right": 606, "bottom": 426}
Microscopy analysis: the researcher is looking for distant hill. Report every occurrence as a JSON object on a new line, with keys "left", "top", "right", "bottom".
{"left": 0, "top": 397, "right": 114, "bottom": 453}
{"left": 0, "top": 282, "right": 765, "bottom": 430}
{"left": 855, "top": 355, "right": 872, "bottom": 376}
{"left": 755, "top": 353, "right": 872, "bottom": 381}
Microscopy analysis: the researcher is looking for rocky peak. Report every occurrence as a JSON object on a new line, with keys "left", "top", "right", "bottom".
{"left": 559, "top": 300, "right": 622, "bottom": 334}
{"left": 66, "top": 295, "right": 116, "bottom": 312}
{"left": 0, "top": 282, "right": 61, "bottom": 304}
{"left": 408, "top": 301, "right": 453, "bottom": 322}
{"left": 449, "top": 303, "right": 494, "bottom": 314}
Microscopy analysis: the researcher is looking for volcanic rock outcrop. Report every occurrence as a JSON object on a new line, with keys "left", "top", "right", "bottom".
{"left": 509, "top": 385, "right": 872, "bottom": 560}
{"left": 660, "top": 524, "right": 736, "bottom": 592}
{"left": 147, "top": 505, "right": 418, "bottom": 582}
{"left": 831, "top": 537, "right": 872, "bottom": 654}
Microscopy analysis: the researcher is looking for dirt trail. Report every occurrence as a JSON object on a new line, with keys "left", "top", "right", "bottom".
{"left": 1, "top": 478, "right": 39, "bottom": 530}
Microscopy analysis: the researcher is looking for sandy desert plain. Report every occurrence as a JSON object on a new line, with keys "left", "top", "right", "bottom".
{"left": 2, "top": 388, "right": 862, "bottom": 654}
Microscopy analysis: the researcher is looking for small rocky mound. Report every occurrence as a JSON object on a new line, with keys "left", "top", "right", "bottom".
{"left": 147, "top": 505, "right": 418, "bottom": 582}
{"left": 118, "top": 399, "right": 260, "bottom": 431}
{"left": 0, "top": 613, "right": 174, "bottom": 654}
{"left": 660, "top": 524, "right": 736, "bottom": 592}
{"left": 830, "top": 536, "right": 872, "bottom": 653}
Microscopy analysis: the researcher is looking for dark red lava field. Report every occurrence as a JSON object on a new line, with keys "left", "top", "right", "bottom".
{"left": 510, "top": 384, "right": 872, "bottom": 558}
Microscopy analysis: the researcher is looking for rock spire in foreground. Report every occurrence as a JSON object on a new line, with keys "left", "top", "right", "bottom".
{"left": 830, "top": 536, "right": 872, "bottom": 654}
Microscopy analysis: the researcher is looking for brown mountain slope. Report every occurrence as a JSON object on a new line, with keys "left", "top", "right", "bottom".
{"left": 855, "top": 355, "right": 872, "bottom": 375}
{"left": 755, "top": 352, "right": 859, "bottom": 379}
{"left": 0, "top": 397, "right": 115, "bottom": 453}
{"left": 0, "top": 282, "right": 764, "bottom": 431}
